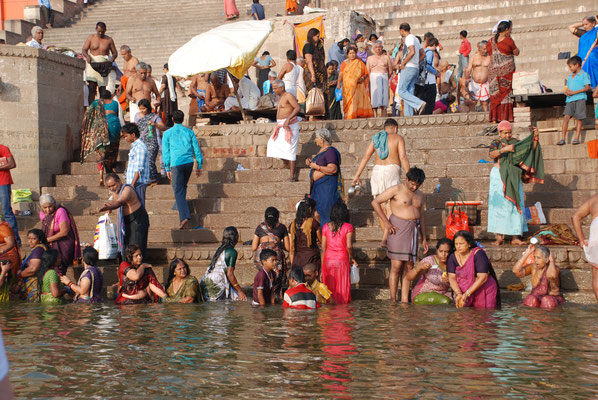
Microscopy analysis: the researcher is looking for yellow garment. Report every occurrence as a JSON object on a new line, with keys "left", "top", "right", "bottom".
{"left": 340, "top": 59, "right": 374, "bottom": 119}
{"left": 294, "top": 16, "right": 325, "bottom": 57}
{"left": 309, "top": 280, "right": 332, "bottom": 304}
{"left": 289, "top": 217, "right": 314, "bottom": 250}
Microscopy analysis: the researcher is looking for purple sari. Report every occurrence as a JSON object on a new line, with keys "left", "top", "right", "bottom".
{"left": 41, "top": 206, "right": 81, "bottom": 275}
{"left": 75, "top": 265, "right": 104, "bottom": 303}
{"left": 455, "top": 248, "right": 499, "bottom": 308}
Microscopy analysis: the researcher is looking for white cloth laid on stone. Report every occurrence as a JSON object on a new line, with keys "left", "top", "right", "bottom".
{"left": 267, "top": 117, "right": 301, "bottom": 161}
{"left": 283, "top": 63, "right": 302, "bottom": 98}
{"left": 370, "top": 164, "right": 401, "bottom": 197}
{"left": 370, "top": 72, "right": 389, "bottom": 108}
{"left": 584, "top": 217, "right": 598, "bottom": 266}
{"left": 85, "top": 54, "right": 110, "bottom": 86}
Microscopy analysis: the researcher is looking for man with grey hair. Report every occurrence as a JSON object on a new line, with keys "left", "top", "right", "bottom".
{"left": 26, "top": 26, "right": 43, "bottom": 48}
{"left": 367, "top": 40, "right": 393, "bottom": 117}
{"left": 118, "top": 45, "right": 139, "bottom": 110}
{"left": 126, "top": 61, "right": 161, "bottom": 121}
{"left": 267, "top": 80, "right": 301, "bottom": 181}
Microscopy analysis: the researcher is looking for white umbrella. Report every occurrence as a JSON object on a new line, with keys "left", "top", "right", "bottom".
{"left": 168, "top": 20, "right": 273, "bottom": 79}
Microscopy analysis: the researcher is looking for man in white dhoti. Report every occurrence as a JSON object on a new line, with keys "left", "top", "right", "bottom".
{"left": 82, "top": 22, "right": 118, "bottom": 105}
{"left": 367, "top": 41, "right": 393, "bottom": 117}
{"left": 572, "top": 194, "right": 598, "bottom": 301}
{"left": 267, "top": 80, "right": 301, "bottom": 181}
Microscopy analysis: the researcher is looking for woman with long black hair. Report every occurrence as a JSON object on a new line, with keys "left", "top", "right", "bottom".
{"left": 289, "top": 197, "right": 321, "bottom": 269}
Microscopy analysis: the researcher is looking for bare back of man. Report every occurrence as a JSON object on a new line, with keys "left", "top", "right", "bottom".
{"left": 118, "top": 185, "right": 142, "bottom": 216}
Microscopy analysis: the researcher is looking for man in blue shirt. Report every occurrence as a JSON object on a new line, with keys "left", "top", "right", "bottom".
{"left": 251, "top": 0, "right": 265, "bottom": 20}
{"left": 38, "top": 0, "right": 54, "bottom": 28}
{"left": 162, "top": 110, "right": 203, "bottom": 229}
{"left": 122, "top": 123, "right": 150, "bottom": 206}
{"left": 557, "top": 56, "right": 591, "bottom": 146}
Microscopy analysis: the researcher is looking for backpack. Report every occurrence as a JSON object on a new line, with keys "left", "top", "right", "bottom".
{"left": 417, "top": 48, "right": 434, "bottom": 86}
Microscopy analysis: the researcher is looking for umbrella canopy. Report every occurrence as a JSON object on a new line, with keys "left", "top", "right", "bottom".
{"left": 168, "top": 20, "right": 273, "bottom": 79}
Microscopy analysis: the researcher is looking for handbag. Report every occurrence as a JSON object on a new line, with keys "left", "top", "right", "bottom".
{"left": 93, "top": 214, "right": 118, "bottom": 260}
{"left": 305, "top": 88, "right": 326, "bottom": 116}
{"left": 445, "top": 191, "right": 470, "bottom": 240}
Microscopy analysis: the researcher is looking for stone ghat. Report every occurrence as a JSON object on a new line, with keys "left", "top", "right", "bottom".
{"left": 27, "top": 111, "right": 598, "bottom": 303}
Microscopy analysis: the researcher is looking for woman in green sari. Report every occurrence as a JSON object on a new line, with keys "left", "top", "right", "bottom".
{"left": 37, "top": 249, "right": 66, "bottom": 304}
{"left": 163, "top": 259, "right": 202, "bottom": 303}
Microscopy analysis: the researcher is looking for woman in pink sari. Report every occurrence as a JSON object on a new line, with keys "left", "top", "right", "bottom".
{"left": 447, "top": 230, "right": 500, "bottom": 308}
{"left": 224, "top": 0, "right": 239, "bottom": 20}
{"left": 321, "top": 202, "right": 355, "bottom": 304}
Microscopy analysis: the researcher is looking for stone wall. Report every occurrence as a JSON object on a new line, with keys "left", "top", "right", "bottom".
{"left": 0, "top": 45, "right": 84, "bottom": 197}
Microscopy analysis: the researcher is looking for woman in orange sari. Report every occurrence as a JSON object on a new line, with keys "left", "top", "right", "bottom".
{"left": 337, "top": 45, "right": 374, "bottom": 120}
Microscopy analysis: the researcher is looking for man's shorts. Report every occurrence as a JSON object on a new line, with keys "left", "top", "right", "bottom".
{"left": 564, "top": 99, "right": 586, "bottom": 120}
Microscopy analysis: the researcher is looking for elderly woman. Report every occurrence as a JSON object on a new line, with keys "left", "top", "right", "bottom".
{"left": 39, "top": 194, "right": 81, "bottom": 275}
{"left": 513, "top": 244, "right": 564, "bottom": 309}
{"left": 116, "top": 244, "right": 166, "bottom": 304}
{"left": 37, "top": 249, "right": 67, "bottom": 304}
{"left": 289, "top": 197, "right": 321, "bottom": 269}
{"left": 447, "top": 230, "right": 500, "bottom": 308}
{"left": 407, "top": 238, "right": 453, "bottom": 305}
{"left": 163, "top": 259, "right": 202, "bottom": 303}
{"left": 487, "top": 122, "right": 541, "bottom": 245}
{"left": 60, "top": 247, "right": 103, "bottom": 303}
{"left": 338, "top": 44, "right": 374, "bottom": 120}
{"left": 16, "top": 229, "right": 48, "bottom": 302}
{"left": 134, "top": 98, "right": 166, "bottom": 184}
{"left": 569, "top": 15, "right": 598, "bottom": 88}
{"left": 306, "top": 128, "right": 343, "bottom": 225}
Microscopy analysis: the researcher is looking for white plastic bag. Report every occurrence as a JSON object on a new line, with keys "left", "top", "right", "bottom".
{"left": 93, "top": 214, "right": 118, "bottom": 260}
{"left": 525, "top": 202, "right": 546, "bottom": 225}
{"left": 350, "top": 263, "right": 360, "bottom": 285}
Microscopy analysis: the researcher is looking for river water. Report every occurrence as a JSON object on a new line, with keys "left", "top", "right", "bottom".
{"left": 2, "top": 301, "right": 597, "bottom": 398}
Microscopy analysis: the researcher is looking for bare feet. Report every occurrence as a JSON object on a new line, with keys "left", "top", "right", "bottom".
{"left": 493, "top": 234, "right": 504, "bottom": 246}
{"left": 511, "top": 238, "right": 526, "bottom": 246}
{"left": 179, "top": 219, "right": 190, "bottom": 230}
{"left": 286, "top": 177, "right": 298, "bottom": 182}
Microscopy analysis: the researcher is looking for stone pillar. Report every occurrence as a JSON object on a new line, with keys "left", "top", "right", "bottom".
{"left": 0, "top": 45, "right": 84, "bottom": 198}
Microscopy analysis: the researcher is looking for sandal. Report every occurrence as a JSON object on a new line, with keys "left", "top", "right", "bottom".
{"left": 572, "top": 139, "right": 581, "bottom": 145}
{"left": 556, "top": 139, "right": 566, "bottom": 146}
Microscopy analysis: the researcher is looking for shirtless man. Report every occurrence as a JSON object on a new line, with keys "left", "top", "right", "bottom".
{"left": 82, "top": 22, "right": 117, "bottom": 105}
{"left": 367, "top": 41, "right": 394, "bottom": 117}
{"left": 572, "top": 194, "right": 598, "bottom": 301}
{"left": 201, "top": 73, "right": 229, "bottom": 112}
{"left": 459, "top": 41, "right": 491, "bottom": 111}
{"left": 353, "top": 118, "right": 410, "bottom": 247}
{"left": 372, "top": 167, "right": 428, "bottom": 303}
{"left": 437, "top": 61, "right": 456, "bottom": 98}
{"left": 99, "top": 173, "right": 150, "bottom": 257}
{"left": 118, "top": 45, "right": 138, "bottom": 109}
{"left": 267, "top": 80, "right": 301, "bottom": 181}
{"left": 126, "top": 61, "right": 161, "bottom": 120}
{"left": 188, "top": 73, "right": 209, "bottom": 126}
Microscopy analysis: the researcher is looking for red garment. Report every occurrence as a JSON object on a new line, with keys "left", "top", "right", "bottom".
{"left": 115, "top": 261, "right": 164, "bottom": 304}
{"left": 486, "top": 36, "right": 517, "bottom": 122}
{"left": 459, "top": 39, "right": 471, "bottom": 57}
{"left": 0, "top": 145, "right": 14, "bottom": 185}
{"left": 322, "top": 223, "right": 353, "bottom": 304}
{"left": 523, "top": 269, "right": 564, "bottom": 309}
{"left": 283, "top": 283, "right": 319, "bottom": 309}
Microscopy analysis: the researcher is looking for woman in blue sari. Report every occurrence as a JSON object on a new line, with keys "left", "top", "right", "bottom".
{"left": 306, "top": 128, "right": 344, "bottom": 225}
{"left": 570, "top": 15, "right": 598, "bottom": 87}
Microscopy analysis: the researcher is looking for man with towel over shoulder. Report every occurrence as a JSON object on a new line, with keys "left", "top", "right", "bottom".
{"left": 267, "top": 80, "right": 301, "bottom": 182}
{"left": 572, "top": 193, "right": 598, "bottom": 302}
{"left": 352, "top": 118, "right": 410, "bottom": 247}
{"left": 372, "top": 166, "right": 428, "bottom": 303}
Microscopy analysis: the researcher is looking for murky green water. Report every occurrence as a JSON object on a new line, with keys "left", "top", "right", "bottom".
{"left": 1, "top": 301, "right": 597, "bottom": 398}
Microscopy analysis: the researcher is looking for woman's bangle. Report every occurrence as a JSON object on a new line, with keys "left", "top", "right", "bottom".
{"left": 67, "top": 282, "right": 73, "bottom": 288}
{"left": 464, "top": 291, "right": 471, "bottom": 298}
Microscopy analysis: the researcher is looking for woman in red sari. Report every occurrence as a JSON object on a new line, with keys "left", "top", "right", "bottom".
{"left": 337, "top": 45, "right": 374, "bottom": 119}
{"left": 486, "top": 20, "right": 520, "bottom": 123}
{"left": 224, "top": 0, "right": 239, "bottom": 20}
{"left": 116, "top": 244, "right": 166, "bottom": 304}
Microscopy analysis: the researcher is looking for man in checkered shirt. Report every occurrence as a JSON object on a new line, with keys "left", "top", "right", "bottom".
{"left": 121, "top": 123, "right": 150, "bottom": 205}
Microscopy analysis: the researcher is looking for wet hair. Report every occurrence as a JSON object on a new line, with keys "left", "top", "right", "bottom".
{"left": 260, "top": 248, "right": 277, "bottom": 263}
{"left": 452, "top": 230, "right": 476, "bottom": 249}
{"left": 37, "top": 248, "right": 59, "bottom": 294}
{"left": 294, "top": 196, "right": 316, "bottom": 229}
{"left": 125, "top": 244, "right": 142, "bottom": 263}
{"left": 207, "top": 226, "right": 239, "bottom": 273}
{"left": 264, "top": 207, "right": 279, "bottom": 229}
{"left": 289, "top": 267, "right": 305, "bottom": 283}
{"left": 495, "top": 20, "right": 512, "bottom": 42}
{"left": 369, "top": 33, "right": 379, "bottom": 41}
{"left": 345, "top": 44, "right": 357, "bottom": 55}
{"left": 104, "top": 172, "right": 120, "bottom": 183}
{"left": 307, "top": 28, "right": 320, "bottom": 44}
{"left": 96, "top": 22, "right": 106, "bottom": 30}
{"left": 137, "top": 98, "right": 151, "bottom": 111}
{"left": 82, "top": 247, "right": 99, "bottom": 266}
{"left": 121, "top": 122, "right": 140, "bottom": 138}
{"left": 165, "top": 258, "right": 191, "bottom": 289}
{"left": 428, "top": 37, "right": 439, "bottom": 47}
{"left": 100, "top": 89, "right": 112, "bottom": 100}
{"left": 460, "top": 30, "right": 468, "bottom": 38}
{"left": 329, "top": 202, "right": 350, "bottom": 234}
{"left": 120, "top": 45, "right": 131, "bottom": 52}
{"left": 535, "top": 245, "right": 550, "bottom": 260}
{"left": 399, "top": 23, "right": 411, "bottom": 32}
{"left": 406, "top": 167, "right": 426, "bottom": 185}
{"left": 568, "top": 55, "right": 582, "bottom": 66}
{"left": 384, "top": 118, "right": 398, "bottom": 129}
{"left": 436, "top": 238, "right": 454, "bottom": 253}
{"left": 27, "top": 229, "right": 49, "bottom": 248}
{"left": 173, "top": 110, "right": 184, "bottom": 124}
{"left": 286, "top": 49, "right": 297, "bottom": 61}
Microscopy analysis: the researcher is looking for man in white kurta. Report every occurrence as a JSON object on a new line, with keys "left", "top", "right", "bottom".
{"left": 267, "top": 80, "right": 301, "bottom": 181}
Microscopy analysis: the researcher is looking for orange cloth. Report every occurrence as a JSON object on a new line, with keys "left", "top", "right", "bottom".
{"left": 294, "top": 16, "right": 325, "bottom": 57}
{"left": 0, "top": 222, "right": 21, "bottom": 275}
{"left": 286, "top": 0, "right": 297, "bottom": 13}
{"left": 118, "top": 76, "right": 129, "bottom": 111}
{"left": 340, "top": 59, "right": 374, "bottom": 119}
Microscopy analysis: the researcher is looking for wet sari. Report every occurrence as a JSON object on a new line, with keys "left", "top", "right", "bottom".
{"left": 340, "top": 59, "right": 374, "bottom": 119}
{"left": 115, "top": 261, "right": 164, "bottom": 304}
{"left": 523, "top": 268, "right": 564, "bottom": 309}
{"left": 40, "top": 206, "right": 81, "bottom": 275}
{"left": 452, "top": 248, "right": 500, "bottom": 308}
{"left": 487, "top": 37, "right": 517, "bottom": 122}
{"left": 17, "top": 244, "right": 46, "bottom": 302}
{"left": 74, "top": 265, "right": 103, "bottom": 303}
{"left": 310, "top": 147, "right": 344, "bottom": 225}
{"left": 165, "top": 276, "right": 202, "bottom": 303}
{"left": 0, "top": 222, "right": 21, "bottom": 275}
